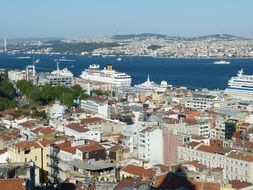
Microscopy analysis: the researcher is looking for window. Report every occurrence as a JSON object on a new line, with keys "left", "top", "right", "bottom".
{"left": 35, "top": 156, "right": 37, "bottom": 161}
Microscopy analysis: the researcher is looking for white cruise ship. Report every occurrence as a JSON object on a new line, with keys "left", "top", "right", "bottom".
{"left": 225, "top": 69, "right": 253, "bottom": 101}
{"left": 80, "top": 64, "right": 132, "bottom": 87}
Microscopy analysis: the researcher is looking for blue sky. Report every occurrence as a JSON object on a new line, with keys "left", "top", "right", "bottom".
{"left": 0, "top": 0, "right": 252, "bottom": 39}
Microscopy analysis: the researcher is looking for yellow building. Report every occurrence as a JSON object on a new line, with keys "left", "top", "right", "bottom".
{"left": 8, "top": 139, "right": 54, "bottom": 183}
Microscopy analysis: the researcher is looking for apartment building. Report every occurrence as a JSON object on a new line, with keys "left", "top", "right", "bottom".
{"left": 178, "top": 142, "right": 253, "bottom": 183}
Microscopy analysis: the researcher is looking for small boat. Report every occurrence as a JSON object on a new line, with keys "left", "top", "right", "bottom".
{"left": 16, "top": 56, "right": 31, "bottom": 59}
{"left": 213, "top": 60, "right": 230, "bottom": 64}
{"left": 116, "top": 57, "right": 122, "bottom": 61}
{"left": 34, "top": 59, "right": 41, "bottom": 63}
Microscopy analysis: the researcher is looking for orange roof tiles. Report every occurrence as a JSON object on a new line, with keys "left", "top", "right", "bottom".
{"left": 19, "top": 121, "right": 36, "bottom": 129}
{"left": 122, "top": 165, "right": 155, "bottom": 179}
{"left": 196, "top": 145, "right": 220, "bottom": 154}
{"left": 187, "top": 141, "right": 201, "bottom": 148}
{"left": 183, "top": 118, "right": 197, "bottom": 125}
{"left": 65, "top": 123, "right": 89, "bottom": 133}
{"left": 80, "top": 117, "right": 105, "bottom": 125}
{"left": 39, "top": 127, "right": 56, "bottom": 135}
{"left": 229, "top": 180, "right": 252, "bottom": 189}
{"left": 186, "top": 160, "right": 207, "bottom": 171}
{"left": 14, "top": 140, "right": 41, "bottom": 150}
{"left": 39, "top": 139, "right": 55, "bottom": 147}
{"left": 227, "top": 151, "right": 253, "bottom": 162}
{"left": 0, "top": 178, "right": 26, "bottom": 190}
{"left": 0, "top": 108, "right": 30, "bottom": 116}
{"left": 77, "top": 143, "right": 104, "bottom": 152}
{"left": 13, "top": 139, "right": 54, "bottom": 150}
{"left": 61, "top": 146, "right": 77, "bottom": 154}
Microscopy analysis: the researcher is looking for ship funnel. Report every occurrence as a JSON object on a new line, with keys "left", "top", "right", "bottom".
{"left": 107, "top": 64, "right": 113, "bottom": 71}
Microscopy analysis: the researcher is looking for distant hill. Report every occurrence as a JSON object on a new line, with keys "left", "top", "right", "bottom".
{"left": 189, "top": 34, "right": 251, "bottom": 41}
{"left": 112, "top": 33, "right": 251, "bottom": 41}
{"left": 7, "top": 37, "right": 65, "bottom": 43}
{"left": 112, "top": 33, "right": 167, "bottom": 40}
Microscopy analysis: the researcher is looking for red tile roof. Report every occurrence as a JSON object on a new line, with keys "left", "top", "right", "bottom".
{"left": 185, "top": 160, "right": 207, "bottom": 171}
{"left": 39, "top": 127, "right": 56, "bottom": 135}
{"left": 0, "top": 178, "right": 26, "bottom": 190}
{"left": 122, "top": 165, "right": 155, "bottom": 179}
{"left": 227, "top": 151, "right": 253, "bottom": 162}
{"left": 13, "top": 139, "right": 54, "bottom": 150}
{"left": 61, "top": 146, "right": 77, "bottom": 154}
{"left": 187, "top": 141, "right": 201, "bottom": 148}
{"left": 0, "top": 108, "right": 30, "bottom": 116}
{"left": 77, "top": 143, "right": 104, "bottom": 152}
{"left": 229, "top": 180, "right": 252, "bottom": 189}
{"left": 196, "top": 145, "right": 220, "bottom": 154}
{"left": 80, "top": 117, "right": 105, "bottom": 125}
{"left": 65, "top": 123, "right": 89, "bottom": 133}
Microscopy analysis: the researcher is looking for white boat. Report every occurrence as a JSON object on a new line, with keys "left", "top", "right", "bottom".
{"left": 213, "top": 60, "right": 230, "bottom": 64}
{"left": 80, "top": 64, "right": 132, "bottom": 87}
{"left": 116, "top": 57, "right": 122, "bottom": 61}
{"left": 16, "top": 56, "right": 31, "bottom": 59}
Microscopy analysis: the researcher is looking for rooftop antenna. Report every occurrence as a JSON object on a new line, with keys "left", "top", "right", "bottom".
{"left": 4, "top": 38, "right": 7, "bottom": 53}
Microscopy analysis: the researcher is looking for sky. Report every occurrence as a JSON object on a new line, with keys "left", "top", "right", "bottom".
{"left": 0, "top": 0, "right": 253, "bottom": 39}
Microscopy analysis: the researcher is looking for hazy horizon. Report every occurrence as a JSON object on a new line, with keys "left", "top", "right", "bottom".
{"left": 0, "top": 0, "right": 252, "bottom": 39}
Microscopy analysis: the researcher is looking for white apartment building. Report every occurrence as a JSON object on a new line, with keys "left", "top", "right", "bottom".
{"left": 80, "top": 97, "right": 108, "bottom": 118}
{"left": 138, "top": 127, "right": 163, "bottom": 165}
{"left": 186, "top": 94, "right": 224, "bottom": 110}
{"left": 178, "top": 142, "right": 253, "bottom": 183}
{"left": 162, "top": 122, "right": 210, "bottom": 138}
{"left": 64, "top": 123, "right": 100, "bottom": 141}
{"left": 8, "top": 70, "right": 27, "bottom": 82}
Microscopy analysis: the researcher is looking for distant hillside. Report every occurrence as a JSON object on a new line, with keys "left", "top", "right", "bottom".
{"left": 112, "top": 33, "right": 251, "bottom": 41}
{"left": 112, "top": 33, "right": 167, "bottom": 40}
{"left": 7, "top": 37, "right": 65, "bottom": 43}
{"left": 190, "top": 34, "right": 251, "bottom": 41}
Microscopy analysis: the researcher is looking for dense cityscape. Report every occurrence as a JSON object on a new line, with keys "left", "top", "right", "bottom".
{"left": 1, "top": 1, "right": 253, "bottom": 190}
{"left": 0, "top": 56, "right": 253, "bottom": 189}
{"left": 1, "top": 33, "right": 253, "bottom": 58}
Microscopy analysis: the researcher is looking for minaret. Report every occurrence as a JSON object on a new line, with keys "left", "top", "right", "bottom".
{"left": 4, "top": 38, "right": 7, "bottom": 53}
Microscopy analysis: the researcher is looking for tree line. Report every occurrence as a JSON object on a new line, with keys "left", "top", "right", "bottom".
{"left": 16, "top": 80, "right": 89, "bottom": 108}
{"left": 0, "top": 73, "right": 16, "bottom": 111}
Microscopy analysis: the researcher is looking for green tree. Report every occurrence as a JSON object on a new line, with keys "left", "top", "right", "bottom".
{"left": 16, "top": 80, "right": 33, "bottom": 96}
{"left": 79, "top": 93, "right": 89, "bottom": 100}
{"left": 41, "top": 84, "right": 54, "bottom": 104}
{"left": 60, "top": 93, "right": 73, "bottom": 107}
{"left": 28, "top": 87, "right": 42, "bottom": 105}
{"left": 71, "top": 84, "right": 83, "bottom": 100}
{"left": 0, "top": 97, "right": 16, "bottom": 111}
